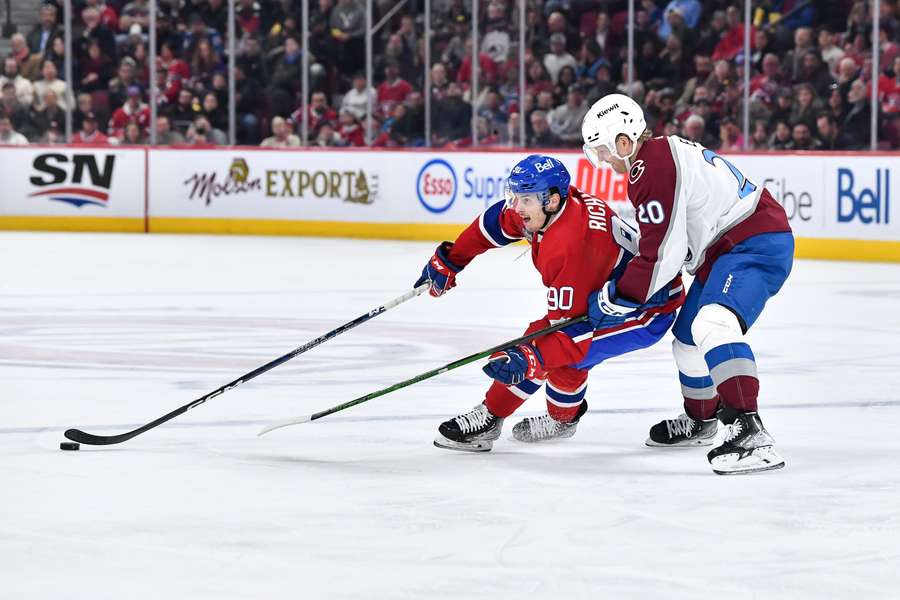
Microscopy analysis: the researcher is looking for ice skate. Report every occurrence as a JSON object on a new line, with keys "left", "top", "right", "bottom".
{"left": 434, "top": 403, "right": 504, "bottom": 452}
{"left": 707, "top": 412, "right": 785, "bottom": 475}
{"left": 646, "top": 413, "right": 718, "bottom": 447}
{"left": 512, "top": 402, "right": 587, "bottom": 443}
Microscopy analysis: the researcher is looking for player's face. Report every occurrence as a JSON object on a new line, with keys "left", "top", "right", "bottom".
{"left": 586, "top": 143, "right": 629, "bottom": 174}
{"left": 507, "top": 192, "right": 547, "bottom": 232}
{"left": 584, "top": 133, "right": 634, "bottom": 174}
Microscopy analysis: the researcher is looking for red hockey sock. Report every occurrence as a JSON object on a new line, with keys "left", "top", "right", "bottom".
{"left": 547, "top": 400, "right": 583, "bottom": 423}
{"left": 483, "top": 380, "right": 528, "bottom": 418}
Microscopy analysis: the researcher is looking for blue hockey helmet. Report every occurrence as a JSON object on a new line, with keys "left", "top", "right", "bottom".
{"left": 506, "top": 154, "right": 571, "bottom": 207}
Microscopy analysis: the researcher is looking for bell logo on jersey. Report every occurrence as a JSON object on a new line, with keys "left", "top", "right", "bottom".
{"left": 629, "top": 160, "right": 646, "bottom": 184}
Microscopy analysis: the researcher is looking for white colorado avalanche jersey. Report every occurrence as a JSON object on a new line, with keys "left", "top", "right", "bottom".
{"left": 615, "top": 135, "right": 791, "bottom": 303}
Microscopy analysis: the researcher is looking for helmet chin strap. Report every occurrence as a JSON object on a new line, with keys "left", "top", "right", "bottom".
{"left": 539, "top": 196, "right": 565, "bottom": 231}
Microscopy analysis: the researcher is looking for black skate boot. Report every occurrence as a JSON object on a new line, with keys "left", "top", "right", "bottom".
{"left": 646, "top": 413, "right": 717, "bottom": 447}
{"left": 434, "top": 403, "right": 504, "bottom": 452}
{"left": 512, "top": 401, "right": 588, "bottom": 443}
{"left": 707, "top": 411, "right": 785, "bottom": 475}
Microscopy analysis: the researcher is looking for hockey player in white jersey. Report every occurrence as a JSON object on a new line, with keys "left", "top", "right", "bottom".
{"left": 581, "top": 93, "right": 794, "bottom": 475}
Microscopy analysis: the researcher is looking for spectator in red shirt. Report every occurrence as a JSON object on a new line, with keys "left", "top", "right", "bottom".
{"left": 158, "top": 41, "right": 191, "bottom": 102}
{"left": 109, "top": 85, "right": 150, "bottom": 140}
{"left": 237, "top": 0, "right": 262, "bottom": 36}
{"left": 291, "top": 91, "right": 338, "bottom": 134}
{"left": 71, "top": 112, "right": 109, "bottom": 144}
{"left": 750, "top": 53, "right": 786, "bottom": 95}
{"left": 86, "top": 0, "right": 119, "bottom": 32}
{"left": 377, "top": 60, "right": 413, "bottom": 114}
{"left": 336, "top": 108, "right": 365, "bottom": 146}
{"left": 712, "top": 6, "right": 752, "bottom": 62}
{"left": 457, "top": 38, "right": 498, "bottom": 87}
{"left": 880, "top": 56, "right": 900, "bottom": 115}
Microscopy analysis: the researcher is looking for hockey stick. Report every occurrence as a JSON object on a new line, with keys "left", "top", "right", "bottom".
{"left": 64, "top": 284, "right": 431, "bottom": 446}
{"left": 258, "top": 315, "right": 589, "bottom": 436}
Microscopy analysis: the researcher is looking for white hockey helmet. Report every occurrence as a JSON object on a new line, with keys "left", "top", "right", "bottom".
{"left": 581, "top": 93, "right": 647, "bottom": 167}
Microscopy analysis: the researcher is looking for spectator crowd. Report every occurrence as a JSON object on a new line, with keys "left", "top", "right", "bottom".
{"left": 0, "top": 0, "right": 897, "bottom": 150}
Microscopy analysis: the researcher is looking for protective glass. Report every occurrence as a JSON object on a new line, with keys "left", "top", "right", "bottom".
{"left": 582, "top": 143, "right": 614, "bottom": 168}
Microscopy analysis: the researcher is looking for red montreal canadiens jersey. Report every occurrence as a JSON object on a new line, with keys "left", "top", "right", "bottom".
{"left": 446, "top": 186, "right": 682, "bottom": 369}
{"left": 617, "top": 135, "right": 792, "bottom": 303}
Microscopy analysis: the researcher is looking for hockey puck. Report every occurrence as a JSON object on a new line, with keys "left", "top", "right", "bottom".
{"left": 60, "top": 442, "right": 80, "bottom": 451}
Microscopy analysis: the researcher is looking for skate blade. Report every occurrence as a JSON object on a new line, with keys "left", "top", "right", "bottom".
{"left": 433, "top": 435, "right": 493, "bottom": 453}
{"left": 645, "top": 436, "right": 714, "bottom": 447}
{"left": 710, "top": 446, "right": 785, "bottom": 475}
{"left": 511, "top": 430, "right": 577, "bottom": 443}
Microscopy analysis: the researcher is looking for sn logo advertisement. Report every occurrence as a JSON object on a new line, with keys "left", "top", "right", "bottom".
{"left": 29, "top": 153, "right": 116, "bottom": 208}
{"left": 837, "top": 167, "right": 891, "bottom": 225}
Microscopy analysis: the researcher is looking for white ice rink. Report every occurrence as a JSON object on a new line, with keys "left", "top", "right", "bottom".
{"left": 1, "top": 231, "right": 899, "bottom": 599}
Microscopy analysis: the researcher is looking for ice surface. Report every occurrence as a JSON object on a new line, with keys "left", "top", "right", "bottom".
{"left": 1, "top": 231, "right": 899, "bottom": 599}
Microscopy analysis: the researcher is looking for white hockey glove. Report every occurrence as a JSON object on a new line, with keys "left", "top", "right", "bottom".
{"left": 596, "top": 281, "right": 638, "bottom": 316}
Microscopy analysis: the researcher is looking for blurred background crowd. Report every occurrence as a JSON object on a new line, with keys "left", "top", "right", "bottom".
{"left": 0, "top": 0, "right": 897, "bottom": 150}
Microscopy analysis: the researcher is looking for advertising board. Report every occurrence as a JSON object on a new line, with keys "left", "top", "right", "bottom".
{"left": 0, "top": 147, "right": 146, "bottom": 231}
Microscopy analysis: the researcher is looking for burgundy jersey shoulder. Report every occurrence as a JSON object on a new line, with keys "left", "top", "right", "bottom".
{"left": 626, "top": 136, "right": 677, "bottom": 205}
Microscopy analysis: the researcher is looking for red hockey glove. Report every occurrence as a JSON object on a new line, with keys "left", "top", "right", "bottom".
{"left": 414, "top": 241, "right": 463, "bottom": 297}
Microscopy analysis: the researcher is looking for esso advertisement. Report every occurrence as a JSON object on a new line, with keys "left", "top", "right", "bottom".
{"left": 416, "top": 159, "right": 457, "bottom": 213}
{"left": 415, "top": 155, "right": 515, "bottom": 220}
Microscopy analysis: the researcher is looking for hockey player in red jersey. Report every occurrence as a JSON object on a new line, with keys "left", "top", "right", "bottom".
{"left": 415, "top": 154, "right": 684, "bottom": 452}
{"left": 582, "top": 94, "right": 794, "bottom": 475}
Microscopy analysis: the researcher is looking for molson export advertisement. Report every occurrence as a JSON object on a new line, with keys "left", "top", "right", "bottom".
{"left": 148, "top": 149, "right": 384, "bottom": 235}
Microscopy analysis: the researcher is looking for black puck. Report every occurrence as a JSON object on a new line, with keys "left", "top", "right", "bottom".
{"left": 60, "top": 442, "right": 80, "bottom": 451}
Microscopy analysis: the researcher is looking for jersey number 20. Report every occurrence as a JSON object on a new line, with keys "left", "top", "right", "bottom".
{"left": 637, "top": 201, "right": 665, "bottom": 225}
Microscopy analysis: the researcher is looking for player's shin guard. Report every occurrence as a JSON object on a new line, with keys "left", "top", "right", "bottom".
{"left": 673, "top": 339, "right": 720, "bottom": 420}
{"left": 483, "top": 378, "right": 544, "bottom": 418}
{"left": 545, "top": 379, "right": 587, "bottom": 422}
{"left": 647, "top": 339, "right": 719, "bottom": 447}
{"left": 701, "top": 343, "right": 784, "bottom": 474}
{"left": 703, "top": 342, "right": 759, "bottom": 413}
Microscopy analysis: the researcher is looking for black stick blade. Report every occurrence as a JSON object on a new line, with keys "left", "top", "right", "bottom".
{"left": 64, "top": 428, "right": 134, "bottom": 445}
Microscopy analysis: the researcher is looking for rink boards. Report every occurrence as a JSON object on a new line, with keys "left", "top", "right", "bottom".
{"left": 0, "top": 145, "right": 897, "bottom": 262}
